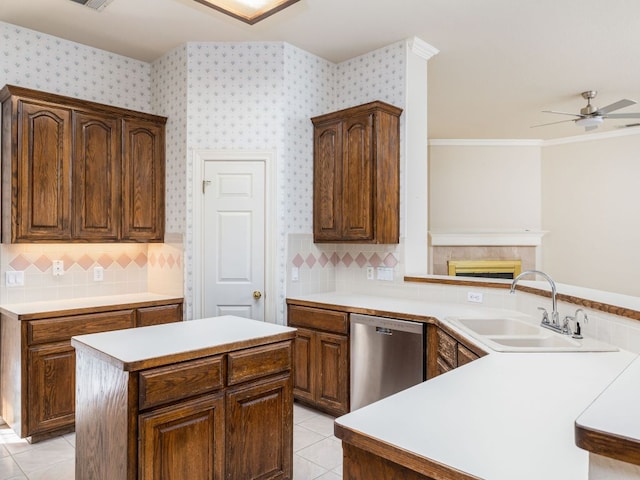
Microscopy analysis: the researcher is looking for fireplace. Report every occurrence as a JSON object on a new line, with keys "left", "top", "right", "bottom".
{"left": 429, "top": 230, "right": 545, "bottom": 279}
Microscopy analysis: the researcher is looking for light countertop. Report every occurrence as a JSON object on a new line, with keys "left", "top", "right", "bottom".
{"left": 0, "top": 293, "right": 182, "bottom": 317}
{"left": 71, "top": 315, "right": 296, "bottom": 371}
{"left": 287, "top": 292, "right": 638, "bottom": 480}
{"left": 576, "top": 355, "right": 640, "bottom": 464}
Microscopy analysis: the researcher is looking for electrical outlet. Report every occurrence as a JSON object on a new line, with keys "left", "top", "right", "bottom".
{"left": 376, "top": 267, "right": 394, "bottom": 281}
{"left": 93, "top": 266, "right": 104, "bottom": 282}
{"left": 366, "top": 266, "right": 374, "bottom": 280}
{"left": 291, "top": 267, "right": 299, "bottom": 282}
{"left": 467, "top": 291, "right": 483, "bottom": 303}
{"left": 52, "top": 260, "right": 64, "bottom": 276}
{"left": 5, "top": 271, "right": 24, "bottom": 287}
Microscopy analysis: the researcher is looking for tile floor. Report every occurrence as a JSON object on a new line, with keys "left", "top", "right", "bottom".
{"left": 0, "top": 402, "right": 342, "bottom": 480}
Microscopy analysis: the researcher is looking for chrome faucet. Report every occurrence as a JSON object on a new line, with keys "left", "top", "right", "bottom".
{"left": 510, "top": 270, "right": 561, "bottom": 332}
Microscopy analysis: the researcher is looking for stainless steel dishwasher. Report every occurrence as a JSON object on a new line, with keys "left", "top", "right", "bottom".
{"left": 350, "top": 314, "right": 425, "bottom": 411}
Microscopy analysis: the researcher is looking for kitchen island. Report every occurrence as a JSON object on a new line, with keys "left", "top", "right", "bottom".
{"left": 71, "top": 315, "right": 296, "bottom": 480}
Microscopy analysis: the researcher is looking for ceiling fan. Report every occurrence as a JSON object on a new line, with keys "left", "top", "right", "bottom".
{"left": 532, "top": 91, "right": 640, "bottom": 131}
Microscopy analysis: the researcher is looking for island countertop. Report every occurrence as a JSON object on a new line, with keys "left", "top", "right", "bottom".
{"left": 71, "top": 315, "right": 296, "bottom": 371}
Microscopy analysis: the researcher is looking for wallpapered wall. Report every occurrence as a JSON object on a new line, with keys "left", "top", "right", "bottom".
{"left": 0, "top": 20, "right": 409, "bottom": 321}
{"left": 152, "top": 40, "right": 408, "bottom": 322}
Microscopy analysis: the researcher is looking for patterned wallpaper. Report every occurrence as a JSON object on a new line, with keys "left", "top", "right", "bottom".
{"left": 0, "top": 20, "right": 409, "bottom": 323}
{"left": 0, "top": 21, "right": 151, "bottom": 112}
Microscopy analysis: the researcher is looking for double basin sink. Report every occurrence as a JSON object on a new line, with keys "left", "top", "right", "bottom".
{"left": 448, "top": 316, "right": 618, "bottom": 352}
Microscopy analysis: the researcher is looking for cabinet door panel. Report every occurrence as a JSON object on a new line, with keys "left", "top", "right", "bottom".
{"left": 122, "top": 119, "right": 165, "bottom": 241}
{"left": 313, "top": 121, "right": 342, "bottom": 241}
{"left": 316, "top": 332, "right": 349, "bottom": 415}
{"left": 139, "top": 394, "right": 225, "bottom": 480}
{"left": 292, "top": 328, "right": 314, "bottom": 402}
{"left": 17, "top": 101, "right": 71, "bottom": 241}
{"left": 27, "top": 342, "right": 75, "bottom": 435}
{"left": 72, "top": 111, "right": 120, "bottom": 240}
{"left": 341, "top": 113, "right": 373, "bottom": 240}
{"left": 226, "top": 375, "right": 292, "bottom": 480}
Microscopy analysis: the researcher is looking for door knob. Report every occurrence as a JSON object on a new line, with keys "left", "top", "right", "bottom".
{"left": 253, "top": 290, "right": 262, "bottom": 300}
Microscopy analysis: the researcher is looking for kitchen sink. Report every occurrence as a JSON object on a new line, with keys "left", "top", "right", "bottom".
{"left": 456, "top": 317, "right": 541, "bottom": 336}
{"left": 489, "top": 335, "right": 581, "bottom": 349}
{"left": 447, "top": 316, "right": 618, "bottom": 352}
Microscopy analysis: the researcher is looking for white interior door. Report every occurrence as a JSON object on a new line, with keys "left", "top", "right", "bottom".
{"left": 202, "top": 160, "right": 265, "bottom": 320}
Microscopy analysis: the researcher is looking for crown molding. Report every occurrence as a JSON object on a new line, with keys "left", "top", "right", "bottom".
{"left": 407, "top": 37, "right": 439, "bottom": 61}
{"left": 428, "top": 139, "right": 542, "bottom": 147}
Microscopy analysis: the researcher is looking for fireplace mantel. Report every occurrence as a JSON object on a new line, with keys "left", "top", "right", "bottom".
{"left": 429, "top": 230, "right": 546, "bottom": 247}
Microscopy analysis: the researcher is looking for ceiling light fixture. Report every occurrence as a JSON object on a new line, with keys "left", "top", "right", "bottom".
{"left": 575, "top": 116, "right": 604, "bottom": 128}
{"left": 193, "top": 0, "right": 300, "bottom": 24}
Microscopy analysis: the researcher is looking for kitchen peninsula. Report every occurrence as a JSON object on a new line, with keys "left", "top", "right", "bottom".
{"left": 287, "top": 292, "right": 638, "bottom": 479}
{"left": 71, "top": 315, "right": 296, "bottom": 480}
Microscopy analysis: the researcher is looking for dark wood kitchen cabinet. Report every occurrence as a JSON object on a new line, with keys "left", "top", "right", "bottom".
{"left": 0, "top": 84, "right": 166, "bottom": 243}
{"left": 0, "top": 297, "right": 183, "bottom": 442}
{"left": 426, "top": 323, "right": 487, "bottom": 379}
{"left": 122, "top": 118, "right": 165, "bottom": 241}
{"left": 287, "top": 304, "right": 349, "bottom": 416}
{"left": 311, "top": 101, "right": 402, "bottom": 244}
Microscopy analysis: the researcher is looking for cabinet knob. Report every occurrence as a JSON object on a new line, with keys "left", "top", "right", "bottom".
{"left": 253, "top": 291, "right": 262, "bottom": 300}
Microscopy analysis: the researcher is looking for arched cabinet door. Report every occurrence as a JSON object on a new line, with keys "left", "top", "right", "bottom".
{"left": 122, "top": 118, "right": 165, "bottom": 242}
{"left": 15, "top": 101, "right": 72, "bottom": 241}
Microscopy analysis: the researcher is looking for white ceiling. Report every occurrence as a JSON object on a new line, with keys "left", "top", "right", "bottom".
{"left": 2, "top": 0, "right": 640, "bottom": 139}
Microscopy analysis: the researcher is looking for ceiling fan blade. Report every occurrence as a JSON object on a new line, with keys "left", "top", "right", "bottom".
{"left": 597, "top": 99, "right": 636, "bottom": 114}
{"left": 604, "top": 112, "right": 640, "bottom": 119}
{"left": 614, "top": 123, "right": 640, "bottom": 129}
{"left": 542, "top": 110, "right": 583, "bottom": 117}
{"left": 531, "top": 118, "right": 576, "bottom": 128}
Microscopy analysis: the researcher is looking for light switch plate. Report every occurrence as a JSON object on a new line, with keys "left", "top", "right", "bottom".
{"left": 93, "top": 266, "right": 104, "bottom": 282}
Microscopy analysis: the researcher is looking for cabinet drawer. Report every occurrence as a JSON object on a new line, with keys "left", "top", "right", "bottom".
{"left": 436, "top": 328, "right": 457, "bottom": 368}
{"left": 136, "top": 304, "right": 182, "bottom": 327}
{"left": 228, "top": 341, "right": 292, "bottom": 386}
{"left": 288, "top": 305, "right": 348, "bottom": 334}
{"left": 27, "top": 310, "right": 135, "bottom": 345}
{"left": 139, "top": 356, "right": 224, "bottom": 410}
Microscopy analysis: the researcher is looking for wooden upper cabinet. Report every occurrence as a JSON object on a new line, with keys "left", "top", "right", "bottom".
{"left": 122, "top": 119, "right": 165, "bottom": 241}
{"left": 72, "top": 111, "right": 121, "bottom": 241}
{"left": 0, "top": 85, "right": 166, "bottom": 243}
{"left": 14, "top": 100, "right": 72, "bottom": 242}
{"left": 312, "top": 101, "right": 402, "bottom": 244}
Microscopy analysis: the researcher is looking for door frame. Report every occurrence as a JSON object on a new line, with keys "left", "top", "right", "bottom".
{"left": 192, "top": 149, "right": 277, "bottom": 322}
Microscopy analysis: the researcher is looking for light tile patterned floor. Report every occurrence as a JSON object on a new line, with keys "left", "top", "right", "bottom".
{"left": 0, "top": 402, "right": 342, "bottom": 480}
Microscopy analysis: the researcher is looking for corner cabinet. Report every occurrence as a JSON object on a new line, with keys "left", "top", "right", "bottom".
{"left": 426, "top": 323, "right": 488, "bottom": 379}
{"left": 287, "top": 304, "right": 349, "bottom": 416}
{"left": 0, "top": 84, "right": 166, "bottom": 243}
{"left": 311, "top": 101, "right": 402, "bottom": 244}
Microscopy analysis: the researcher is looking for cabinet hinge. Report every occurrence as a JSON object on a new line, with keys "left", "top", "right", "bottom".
{"left": 202, "top": 180, "right": 211, "bottom": 194}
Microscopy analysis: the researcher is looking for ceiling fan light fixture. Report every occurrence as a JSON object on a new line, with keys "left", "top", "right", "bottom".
{"left": 575, "top": 116, "right": 604, "bottom": 128}
{"left": 193, "top": 0, "right": 300, "bottom": 24}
